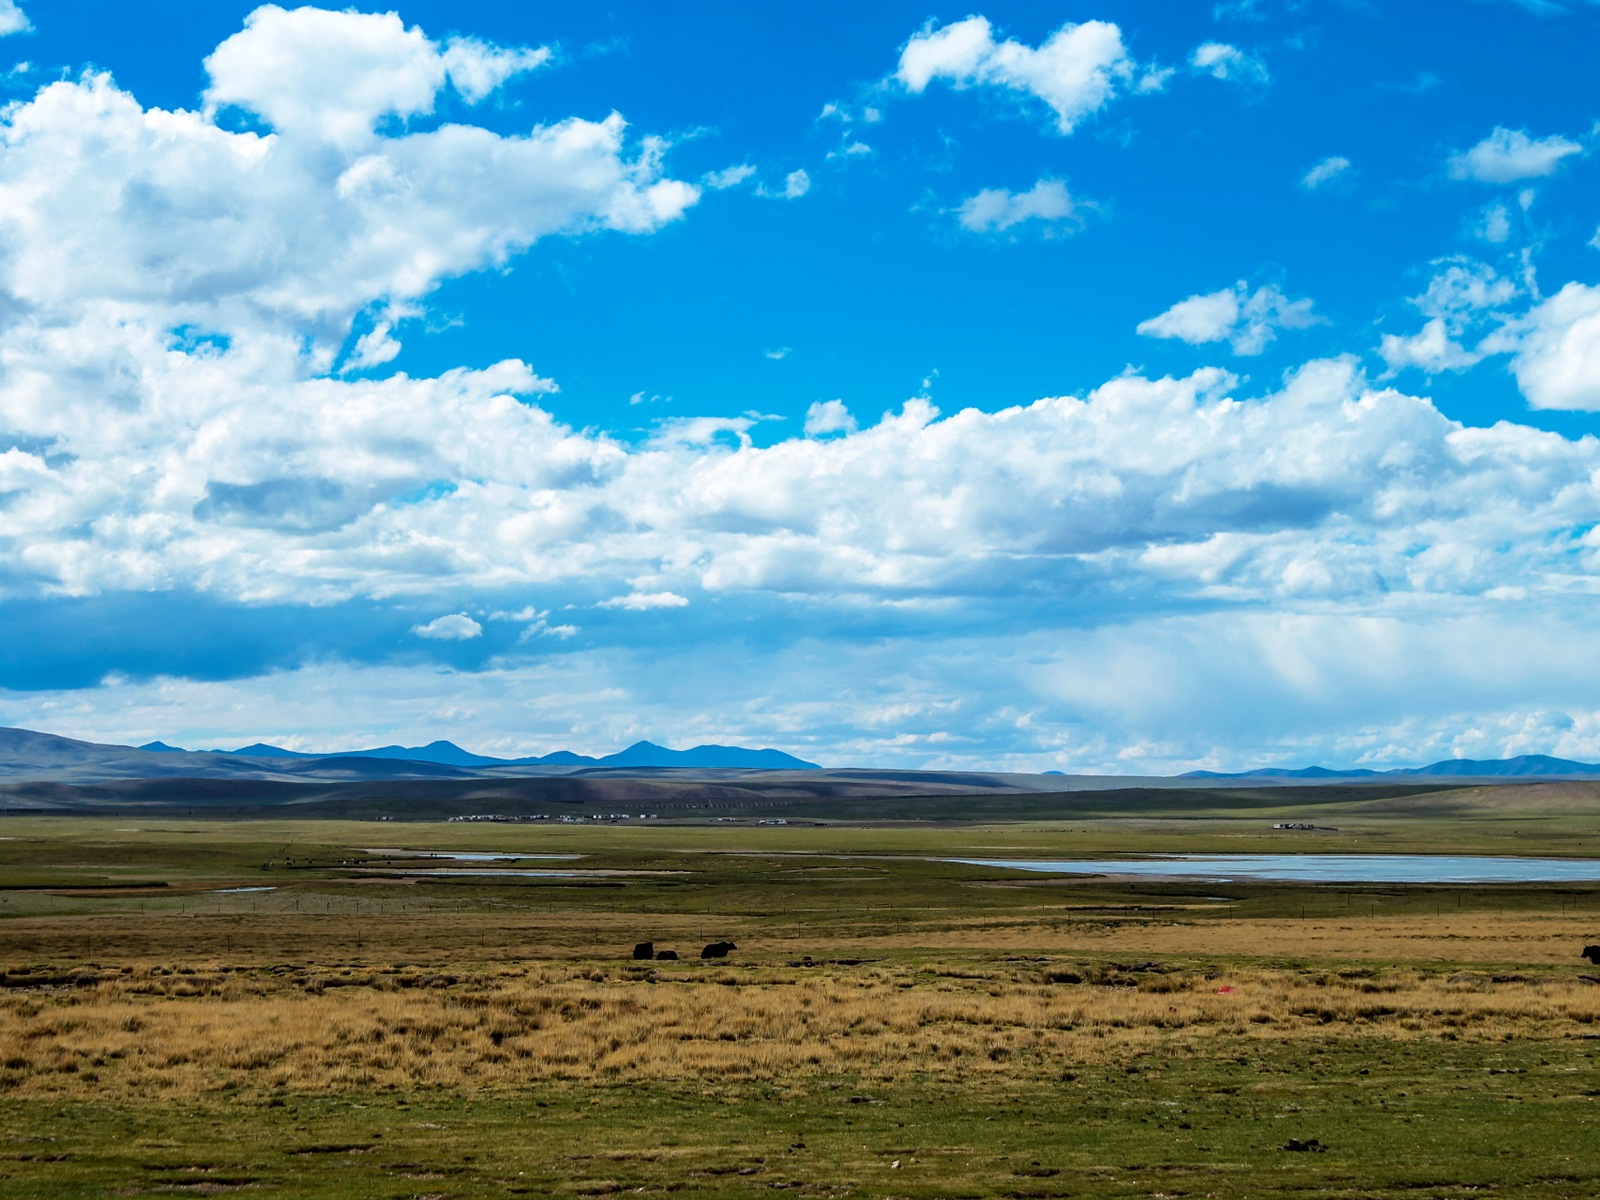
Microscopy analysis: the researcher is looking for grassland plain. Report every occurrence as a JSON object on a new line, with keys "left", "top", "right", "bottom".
{"left": 1, "top": 793, "right": 1600, "bottom": 1197}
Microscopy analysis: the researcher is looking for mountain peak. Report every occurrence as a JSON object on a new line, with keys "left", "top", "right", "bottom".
{"left": 596, "top": 741, "right": 819, "bottom": 769}
{"left": 227, "top": 742, "right": 310, "bottom": 758}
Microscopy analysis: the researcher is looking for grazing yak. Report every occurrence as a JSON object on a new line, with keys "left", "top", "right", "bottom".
{"left": 1583, "top": 945, "right": 1600, "bottom": 965}
{"left": 632, "top": 941, "right": 654, "bottom": 960}
{"left": 701, "top": 940, "right": 737, "bottom": 959}
{"left": 655, "top": 949, "right": 679, "bottom": 961}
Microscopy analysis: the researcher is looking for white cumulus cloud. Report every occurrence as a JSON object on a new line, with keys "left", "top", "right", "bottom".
{"left": 207, "top": 6, "right": 441, "bottom": 148}
{"left": 1190, "top": 42, "right": 1268, "bottom": 85}
{"left": 17, "top": 354, "right": 1600, "bottom": 770}
{"left": 804, "top": 399, "right": 857, "bottom": 436}
{"left": 1415, "top": 260, "right": 1520, "bottom": 320}
{"left": 897, "top": 15, "right": 1137, "bottom": 135}
{"left": 1379, "top": 319, "right": 1483, "bottom": 375}
{"left": 599, "top": 591, "right": 690, "bottom": 611}
{"left": 1505, "top": 283, "right": 1600, "bottom": 410}
{"left": 1137, "top": 282, "right": 1319, "bottom": 355}
{"left": 1448, "top": 126, "right": 1583, "bottom": 184}
{"left": 0, "top": 0, "right": 29, "bottom": 36}
{"left": 412, "top": 613, "right": 482, "bottom": 640}
{"left": 439, "top": 36, "right": 550, "bottom": 103}
{"left": 1379, "top": 262, "right": 1600, "bottom": 411}
{"left": 0, "top": 65, "right": 695, "bottom": 367}
{"left": 957, "top": 178, "right": 1080, "bottom": 233}
{"left": 1378, "top": 260, "right": 1518, "bottom": 377}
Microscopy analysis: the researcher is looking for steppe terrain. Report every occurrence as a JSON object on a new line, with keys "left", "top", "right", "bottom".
{"left": 2, "top": 782, "right": 1599, "bottom": 1197}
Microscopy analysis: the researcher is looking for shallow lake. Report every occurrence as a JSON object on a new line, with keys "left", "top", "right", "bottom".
{"left": 362, "top": 850, "right": 580, "bottom": 862}
{"left": 946, "top": 854, "right": 1600, "bottom": 883}
{"left": 388, "top": 876, "right": 585, "bottom": 883}
{"left": 354, "top": 867, "right": 682, "bottom": 878}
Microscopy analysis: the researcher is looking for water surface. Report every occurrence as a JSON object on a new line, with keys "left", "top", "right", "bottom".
{"left": 362, "top": 849, "right": 580, "bottom": 862}
{"left": 947, "top": 854, "right": 1600, "bottom": 883}
{"left": 356, "top": 867, "right": 679, "bottom": 878}
{"left": 388, "top": 876, "right": 585, "bottom": 883}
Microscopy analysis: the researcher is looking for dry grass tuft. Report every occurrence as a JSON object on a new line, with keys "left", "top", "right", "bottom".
{"left": 3, "top": 957, "right": 1598, "bottom": 1100}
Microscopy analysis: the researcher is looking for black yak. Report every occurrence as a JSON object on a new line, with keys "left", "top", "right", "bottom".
{"left": 632, "top": 941, "right": 654, "bottom": 960}
{"left": 701, "top": 940, "right": 737, "bottom": 959}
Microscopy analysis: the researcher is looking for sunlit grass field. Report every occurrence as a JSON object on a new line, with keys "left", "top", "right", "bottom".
{"left": 2, "top": 797, "right": 1600, "bottom": 1196}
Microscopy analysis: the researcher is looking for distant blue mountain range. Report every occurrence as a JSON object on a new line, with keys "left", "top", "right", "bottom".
{"left": 132, "top": 739, "right": 1600, "bottom": 779}
{"left": 12, "top": 724, "right": 1600, "bottom": 783}
{"left": 138, "top": 737, "right": 820, "bottom": 771}
{"left": 1183, "top": 754, "right": 1600, "bottom": 780}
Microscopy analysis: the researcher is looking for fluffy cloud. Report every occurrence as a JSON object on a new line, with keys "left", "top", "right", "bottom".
{"left": 598, "top": 592, "right": 690, "bottom": 611}
{"left": 0, "top": 5, "right": 696, "bottom": 390}
{"left": 0, "top": 17, "right": 1593, "bottom": 632}
{"left": 0, "top": 0, "right": 28, "bottom": 36}
{"left": 1378, "top": 260, "right": 1518, "bottom": 377}
{"left": 1448, "top": 126, "right": 1583, "bottom": 184}
{"left": 204, "top": 6, "right": 546, "bottom": 148}
{"left": 12, "top": 297, "right": 1600, "bottom": 620}
{"left": 1378, "top": 319, "right": 1482, "bottom": 374}
{"left": 1300, "top": 156, "right": 1351, "bottom": 191}
{"left": 897, "top": 15, "right": 1142, "bottom": 134}
{"left": 1380, "top": 264, "right": 1600, "bottom": 411}
{"left": 1190, "top": 42, "right": 1268, "bottom": 85}
{"left": 8, "top": 328, "right": 1600, "bottom": 768}
{"left": 803, "top": 399, "right": 857, "bottom": 436}
{"left": 1504, "top": 283, "right": 1600, "bottom": 410}
{"left": 1414, "top": 260, "right": 1520, "bottom": 319}
{"left": 439, "top": 37, "right": 551, "bottom": 104}
{"left": 412, "top": 613, "right": 482, "bottom": 640}
{"left": 957, "top": 178, "right": 1080, "bottom": 233}
{"left": 1137, "top": 282, "right": 1318, "bottom": 354}
{"left": 0, "top": 7, "right": 702, "bottom": 606}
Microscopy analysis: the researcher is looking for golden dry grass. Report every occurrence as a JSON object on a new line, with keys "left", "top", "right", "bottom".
{"left": 848, "top": 912, "right": 1600, "bottom": 962}
{"left": 4, "top": 954, "right": 1599, "bottom": 1102}
{"left": 5, "top": 899, "right": 1598, "bottom": 966}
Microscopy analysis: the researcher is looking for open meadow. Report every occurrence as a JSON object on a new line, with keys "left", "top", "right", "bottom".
{"left": 3, "top": 785, "right": 1600, "bottom": 1197}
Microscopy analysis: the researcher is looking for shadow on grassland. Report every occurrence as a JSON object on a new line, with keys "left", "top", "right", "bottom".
{"left": 0, "top": 774, "right": 1473, "bottom": 822}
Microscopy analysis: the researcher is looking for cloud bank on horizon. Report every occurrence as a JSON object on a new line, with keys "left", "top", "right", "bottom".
{"left": 1, "top": 0, "right": 1599, "bottom": 773}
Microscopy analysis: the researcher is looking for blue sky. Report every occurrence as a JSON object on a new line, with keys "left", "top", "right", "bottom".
{"left": 1, "top": 0, "right": 1599, "bottom": 771}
